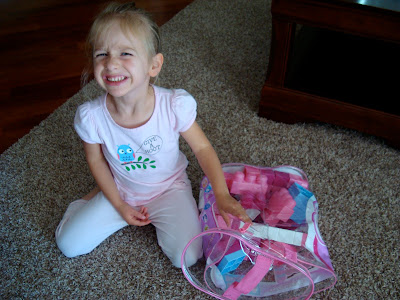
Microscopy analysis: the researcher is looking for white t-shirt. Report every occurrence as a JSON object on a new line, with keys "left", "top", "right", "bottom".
{"left": 74, "top": 85, "right": 197, "bottom": 206}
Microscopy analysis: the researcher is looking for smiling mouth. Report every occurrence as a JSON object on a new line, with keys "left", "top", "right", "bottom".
{"left": 106, "top": 76, "right": 127, "bottom": 82}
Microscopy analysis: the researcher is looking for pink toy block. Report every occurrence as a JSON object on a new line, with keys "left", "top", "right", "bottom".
{"left": 224, "top": 172, "right": 235, "bottom": 189}
{"left": 256, "top": 174, "right": 268, "bottom": 186}
{"left": 247, "top": 173, "right": 257, "bottom": 183}
{"left": 228, "top": 168, "right": 270, "bottom": 197}
{"left": 238, "top": 193, "right": 266, "bottom": 211}
{"left": 259, "top": 169, "right": 275, "bottom": 184}
{"left": 267, "top": 242, "right": 297, "bottom": 266}
{"left": 263, "top": 207, "right": 294, "bottom": 226}
{"left": 244, "top": 165, "right": 261, "bottom": 176}
{"left": 230, "top": 180, "right": 261, "bottom": 195}
{"left": 234, "top": 171, "right": 245, "bottom": 182}
{"left": 254, "top": 192, "right": 268, "bottom": 210}
{"left": 269, "top": 189, "right": 295, "bottom": 211}
{"left": 262, "top": 211, "right": 279, "bottom": 227}
{"left": 262, "top": 189, "right": 296, "bottom": 226}
{"left": 274, "top": 171, "right": 290, "bottom": 187}
{"left": 241, "top": 192, "right": 258, "bottom": 210}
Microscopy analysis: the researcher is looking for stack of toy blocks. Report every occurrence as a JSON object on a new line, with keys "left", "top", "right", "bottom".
{"left": 224, "top": 166, "right": 310, "bottom": 226}
{"left": 218, "top": 166, "right": 313, "bottom": 275}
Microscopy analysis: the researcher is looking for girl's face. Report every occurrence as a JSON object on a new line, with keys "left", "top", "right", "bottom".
{"left": 93, "top": 22, "right": 157, "bottom": 99}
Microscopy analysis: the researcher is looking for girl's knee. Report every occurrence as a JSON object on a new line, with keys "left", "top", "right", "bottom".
{"left": 56, "top": 235, "right": 79, "bottom": 258}
{"left": 177, "top": 248, "right": 202, "bottom": 268}
{"left": 171, "top": 238, "right": 203, "bottom": 268}
{"left": 55, "top": 229, "right": 89, "bottom": 258}
{"left": 55, "top": 199, "right": 89, "bottom": 257}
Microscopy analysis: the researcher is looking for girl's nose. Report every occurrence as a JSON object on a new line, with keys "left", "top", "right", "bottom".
{"left": 105, "top": 56, "right": 119, "bottom": 71}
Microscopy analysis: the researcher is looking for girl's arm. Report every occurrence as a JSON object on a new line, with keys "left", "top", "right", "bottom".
{"left": 181, "top": 122, "right": 251, "bottom": 226}
{"left": 83, "top": 141, "right": 151, "bottom": 226}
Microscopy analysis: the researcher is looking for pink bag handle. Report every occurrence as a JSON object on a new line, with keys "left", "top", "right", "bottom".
{"left": 222, "top": 254, "right": 272, "bottom": 300}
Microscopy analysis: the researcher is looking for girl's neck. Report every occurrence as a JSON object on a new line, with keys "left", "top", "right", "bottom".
{"left": 106, "top": 85, "right": 155, "bottom": 129}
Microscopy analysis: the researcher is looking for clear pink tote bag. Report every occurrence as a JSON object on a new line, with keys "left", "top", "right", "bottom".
{"left": 181, "top": 164, "right": 336, "bottom": 299}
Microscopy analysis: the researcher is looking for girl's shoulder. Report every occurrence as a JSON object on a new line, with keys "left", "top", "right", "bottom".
{"left": 153, "top": 85, "right": 197, "bottom": 132}
{"left": 153, "top": 85, "right": 196, "bottom": 110}
{"left": 75, "top": 93, "right": 107, "bottom": 129}
{"left": 74, "top": 93, "right": 107, "bottom": 144}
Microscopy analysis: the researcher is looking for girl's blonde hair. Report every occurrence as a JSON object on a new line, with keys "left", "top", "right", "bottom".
{"left": 81, "top": 2, "right": 161, "bottom": 86}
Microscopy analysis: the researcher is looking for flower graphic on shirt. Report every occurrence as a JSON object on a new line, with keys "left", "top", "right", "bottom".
{"left": 117, "top": 144, "right": 156, "bottom": 171}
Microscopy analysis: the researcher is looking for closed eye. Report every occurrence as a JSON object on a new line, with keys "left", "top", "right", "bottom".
{"left": 94, "top": 52, "right": 107, "bottom": 58}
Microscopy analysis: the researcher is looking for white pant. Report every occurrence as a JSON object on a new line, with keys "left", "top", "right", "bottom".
{"left": 55, "top": 175, "right": 202, "bottom": 267}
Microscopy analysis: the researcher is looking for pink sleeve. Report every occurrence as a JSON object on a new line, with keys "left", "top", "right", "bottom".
{"left": 74, "top": 102, "right": 102, "bottom": 144}
{"left": 171, "top": 89, "right": 197, "bottom": 132}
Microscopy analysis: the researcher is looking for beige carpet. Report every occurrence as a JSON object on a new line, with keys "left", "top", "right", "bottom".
{"left": 1, "top": 0, "right": 399, "bottom": 298}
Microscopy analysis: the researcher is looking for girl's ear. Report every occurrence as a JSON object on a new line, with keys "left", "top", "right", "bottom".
{"left": 149, "top": 53, "right": 164, "bottom": 77}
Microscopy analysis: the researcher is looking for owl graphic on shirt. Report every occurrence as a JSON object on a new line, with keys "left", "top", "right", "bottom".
{"left": 117, "top": 144, "right": 135, "bottom": 163}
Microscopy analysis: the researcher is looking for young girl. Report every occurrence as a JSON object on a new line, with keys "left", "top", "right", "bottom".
{"left": 55, "top": 2, "right": 250, "bottom": 268}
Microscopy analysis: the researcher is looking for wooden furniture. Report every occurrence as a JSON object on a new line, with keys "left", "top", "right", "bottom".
{"left": 259, "top": 0, "right": 400, "bottom": 148}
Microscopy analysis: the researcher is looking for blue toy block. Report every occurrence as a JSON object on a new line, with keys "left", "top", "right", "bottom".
{"left": 288, "top": 183, "right": 314, "bottom": 224}
{"left": 218, "top": 249, "right": 247, "bottom": 274}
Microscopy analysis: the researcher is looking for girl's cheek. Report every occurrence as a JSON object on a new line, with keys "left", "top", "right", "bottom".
{"left": 93, "top": 64, "right": 103, "bottom": 77}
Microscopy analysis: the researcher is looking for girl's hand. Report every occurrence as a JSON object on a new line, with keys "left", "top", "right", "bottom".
{"left": 117, "top": 202, "right": 151, "bottom": 226}
{"left": 216, "top": 193, "right": 252, "bottom": 227}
